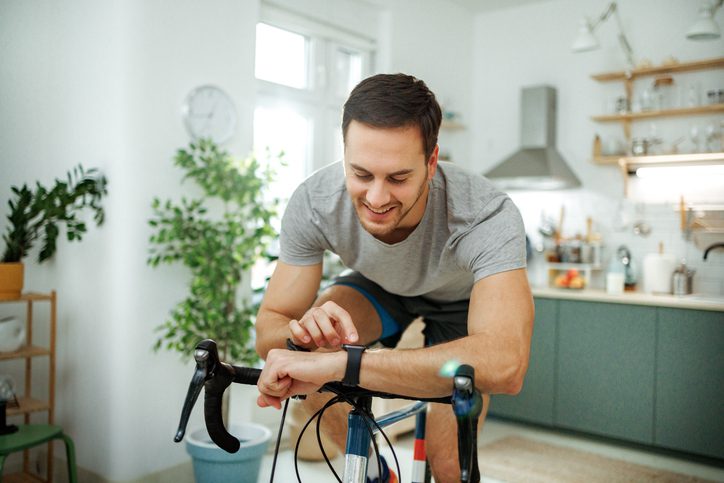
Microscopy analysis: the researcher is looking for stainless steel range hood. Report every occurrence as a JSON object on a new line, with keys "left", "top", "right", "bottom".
{"left": 485, "top": 85, "right": 581, "bottom": 190}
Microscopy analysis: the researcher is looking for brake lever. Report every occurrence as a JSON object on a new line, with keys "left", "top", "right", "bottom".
{"left": 174, "top": 341, "right": 215, "bottom": 443}
{"left": 174, "top": 339, "right": 241, "bottom": 453}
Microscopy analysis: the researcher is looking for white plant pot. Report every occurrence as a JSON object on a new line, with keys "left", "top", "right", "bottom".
{"left": 0, "top": 316, "right": 25, "bottom": 352}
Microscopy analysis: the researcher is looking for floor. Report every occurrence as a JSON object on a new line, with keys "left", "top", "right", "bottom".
{"left": 258, "top": 418, "right": 724, "bottom": 482}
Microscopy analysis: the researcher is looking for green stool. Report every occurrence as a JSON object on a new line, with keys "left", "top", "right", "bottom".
{"left": 0, "top": 424, "right": 77, "bottom": 482}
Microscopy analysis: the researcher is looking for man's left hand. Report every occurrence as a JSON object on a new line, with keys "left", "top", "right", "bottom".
{"left": 257, "top": 349, "right": 345, "bottom": 409}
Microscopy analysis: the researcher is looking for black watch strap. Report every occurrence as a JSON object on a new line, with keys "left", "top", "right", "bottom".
{"left": 342, "top": 344, "right": 366, "bottom": 387}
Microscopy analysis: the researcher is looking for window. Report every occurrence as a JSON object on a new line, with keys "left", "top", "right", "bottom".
{"left": 254, "top": 23, "right": 308, "bottom": 89}
{"left": 253, "top": 6, "right": 375, "bottom": 179}
{"left": 251, "top": 5, "right": 375, "bottom": 288}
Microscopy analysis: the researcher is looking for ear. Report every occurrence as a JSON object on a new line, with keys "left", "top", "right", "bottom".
{"left": 427, "top": 145, "right": 439, "bottom": 181}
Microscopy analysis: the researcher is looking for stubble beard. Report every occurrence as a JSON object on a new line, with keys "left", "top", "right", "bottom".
{"left": 356, "top": 176, "right": 429, "bottom": 240}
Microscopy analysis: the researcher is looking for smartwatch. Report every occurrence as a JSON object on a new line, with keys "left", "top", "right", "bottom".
{"left": 341, "top": 344, "right": 366, "bottom": 387}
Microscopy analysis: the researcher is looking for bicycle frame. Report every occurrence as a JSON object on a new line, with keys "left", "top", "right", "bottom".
{"left": 344, "top": 398, "right": 428, "bottom": 483}
{"left": 175, "top": 339, "right": 482, "bottom": 483}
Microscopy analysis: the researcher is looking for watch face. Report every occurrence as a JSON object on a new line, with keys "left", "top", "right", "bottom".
{"left": 182, "top": 85, "right": 237, "bottom": 143}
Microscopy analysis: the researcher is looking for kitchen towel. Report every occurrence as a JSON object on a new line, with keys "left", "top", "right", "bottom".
{"left": 642, "top": 252, "right": 676, "bottom": 294}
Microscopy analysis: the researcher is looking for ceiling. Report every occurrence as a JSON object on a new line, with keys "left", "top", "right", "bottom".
{"left": 448, "top": 0, "right": 554, "bottom": 13}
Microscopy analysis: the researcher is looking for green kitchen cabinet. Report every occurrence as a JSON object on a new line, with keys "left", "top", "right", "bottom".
{"left": 555, "top": 300, "right": 656, "bottom": 444}
{"left": 489, "top": 298, "right": 557, "bottom": 425}
{"left": 655, "top": 308, "right": 724, "bottom": 459}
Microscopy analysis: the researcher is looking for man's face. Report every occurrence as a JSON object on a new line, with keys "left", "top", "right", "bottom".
{"left": 343, "top": 121, "right": 438, "bottom": 244}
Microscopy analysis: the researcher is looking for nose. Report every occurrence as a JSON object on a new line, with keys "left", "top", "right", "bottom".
{"left": 365, "top": 180, "right": 390, "bottom": 208}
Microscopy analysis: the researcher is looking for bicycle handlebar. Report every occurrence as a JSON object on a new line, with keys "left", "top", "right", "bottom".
{"left": 174, "top": 339, "right": 479, "bottom": 462}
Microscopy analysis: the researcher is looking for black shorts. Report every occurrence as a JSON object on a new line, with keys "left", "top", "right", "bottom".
{"left": 332, "top": 271, "right": 470, "bottom": 348}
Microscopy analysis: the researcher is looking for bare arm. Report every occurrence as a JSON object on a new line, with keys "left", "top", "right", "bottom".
{"left": 255, "top": 261, "right": 359, "bottom": 360}
{"left": 255, "top": 261, "right": 322, "bottom": 359}
{"left": 358, "top": 268, "right": 534, "bottom": 397}
{"left": 257, "top": 268, "right": 535, "bottom": 406}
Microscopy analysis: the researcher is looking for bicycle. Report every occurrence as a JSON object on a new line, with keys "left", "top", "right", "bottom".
{"left": 174, "top": 339, "right": 484, "bottom": 483}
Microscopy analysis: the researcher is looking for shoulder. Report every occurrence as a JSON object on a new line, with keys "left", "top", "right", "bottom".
{"left": 299, "top": 161, "right": 346, "bottom": 201}
{"left": 434, "top": 162, "right": 515, "bottom": 224}
{"left": 284, "top": 160, "right": 349, "bottom": 222}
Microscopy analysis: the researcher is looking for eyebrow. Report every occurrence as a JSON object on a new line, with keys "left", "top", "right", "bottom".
{"left": 349, "top": 163, "right": 414, "bottom": 177}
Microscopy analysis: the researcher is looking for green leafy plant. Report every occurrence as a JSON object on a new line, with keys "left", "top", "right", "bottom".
{"left": 148, "top": 139, "right": 279, "bottom": 365}
{"left": 1, "top": 165, "right": 107, "bottom": 263}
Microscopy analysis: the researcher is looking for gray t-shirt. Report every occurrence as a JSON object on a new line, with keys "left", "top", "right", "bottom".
{"left": 279, "top": 161, "right": 526, "bottom": 302}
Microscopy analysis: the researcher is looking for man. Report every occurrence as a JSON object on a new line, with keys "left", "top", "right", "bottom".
{"left": 255, "top": 73, "right": 534, "bottom": 483}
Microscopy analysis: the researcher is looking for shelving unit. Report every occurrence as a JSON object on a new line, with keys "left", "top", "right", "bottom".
{"left": 589, "top": 56, "right": 724, "bottom": 177}
{"left": 1, "top": 291, "right": 56, "bottom": 482}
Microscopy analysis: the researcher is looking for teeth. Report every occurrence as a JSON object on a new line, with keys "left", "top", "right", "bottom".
{"left": 367, "top": 206, "right": 392, "bottom": 214}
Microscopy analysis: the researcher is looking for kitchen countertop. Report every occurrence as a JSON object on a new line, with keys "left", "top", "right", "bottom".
{"left": 532, "top": 287, "right": 724, "bottom": 312}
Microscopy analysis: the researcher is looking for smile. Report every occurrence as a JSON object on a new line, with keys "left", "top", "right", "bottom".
{"left": 366, "top": 205, "right": 393, "bottom": 214}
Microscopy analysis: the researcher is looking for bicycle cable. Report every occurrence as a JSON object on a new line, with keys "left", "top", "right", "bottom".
{"left": 290, "top": 390, "right": 402, "bottom": 483}
{"left": 268, "top": 397, "right": 290, "bottom": 483}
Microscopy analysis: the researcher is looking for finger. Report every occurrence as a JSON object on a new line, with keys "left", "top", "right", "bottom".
{"left": 289, "top": 319, "right": 311, "bottom": 344}
{"left": 310, "top": 308, "right": 342, "bottom": 346}
{"left": 257, "top": 393, "right": 281, "bottom": 409}
{"left": 299, "top": 313, "right": 325, "bottom": 347}
{"left": 322, "top": 301, "right": 358, "bottom": 343}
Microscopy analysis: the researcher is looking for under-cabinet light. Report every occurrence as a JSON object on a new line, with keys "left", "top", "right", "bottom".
{"left": 635, "top": 165, "right": 724, "bottom": 178}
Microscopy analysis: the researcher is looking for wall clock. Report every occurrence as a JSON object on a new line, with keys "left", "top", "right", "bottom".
{"left": 181, "top": 85, "right": 237, "bottom": 143}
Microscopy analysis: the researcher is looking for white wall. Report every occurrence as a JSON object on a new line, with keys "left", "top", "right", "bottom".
{"left": 0, "top": 0, "right": 473, "bottom": 480}
{"left": 376, "top": 0, "right": 474, "bottom": 165}
{"left": 471, "top": 0, "right": 724, "bottom": 293}
{"left": 1, "top": 0, "right": 259, "bottom": 479}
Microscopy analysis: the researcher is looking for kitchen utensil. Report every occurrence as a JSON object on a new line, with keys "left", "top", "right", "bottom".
{"left": 556, "top": 206, "right": 565, "bottom": 244}
{"left": 633, "top": 221, "right": 651, "bottom": 237}
{"left": 672, "top": 261, "right": 696, "bottom": 295}
{"left": 642, "top": 242, "right": 676, "bottom": 294}
{"left": 538, "top": 213, "right": 556, "bottom": 238}
{"left": 616, "top": 245, "right": 637, "bottom": 289}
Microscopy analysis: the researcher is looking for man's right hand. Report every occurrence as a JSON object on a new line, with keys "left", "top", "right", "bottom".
{"left": 288, "top": 300, "right": 359, "bottom": 349}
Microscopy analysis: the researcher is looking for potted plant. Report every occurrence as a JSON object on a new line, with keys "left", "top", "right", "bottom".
{"left": 148, "top": 139, "right": 279, "bottom": 483}
{"left": 0, "top": 165, "right": 107, "bottom": 299}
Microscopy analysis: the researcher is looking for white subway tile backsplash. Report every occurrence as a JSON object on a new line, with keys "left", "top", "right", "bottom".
{"left": 511, "top": 192, "right": 724, "bottom": 296}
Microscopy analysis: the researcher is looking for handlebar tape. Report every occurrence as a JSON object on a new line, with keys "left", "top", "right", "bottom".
{"left": 233, "top": 366, "right": 262, "bottom": 385}
{"left": 204, "top": 362, "right": 241, "bottom": 453}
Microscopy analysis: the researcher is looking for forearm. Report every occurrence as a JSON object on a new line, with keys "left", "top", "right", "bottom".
{"left": 358, "top": 333, "right": 527, "bottom": 398}
{"left": 255, "top": 308, "right": 294, "bottom": 360}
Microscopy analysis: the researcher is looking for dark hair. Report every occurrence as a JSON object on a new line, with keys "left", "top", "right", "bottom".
{"left": 342, "top": 73, "right": 442, "bottom": 161}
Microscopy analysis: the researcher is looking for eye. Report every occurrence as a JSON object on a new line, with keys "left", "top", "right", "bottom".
{"left": 354, "top": 172, "right": 372, "bottom": 181}
{"left": 388, "top": 177, "right": 407, "bottom": 184}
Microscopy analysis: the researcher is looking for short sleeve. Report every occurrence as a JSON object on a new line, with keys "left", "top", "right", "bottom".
{"left": 279, "top": 183, "right": 326, "bottom": 265}
{"left": 452, "top": 196, "right": 527, "bottom": 282}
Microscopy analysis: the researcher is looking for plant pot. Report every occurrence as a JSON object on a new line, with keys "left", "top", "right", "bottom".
{"left": 0, "top": 263, "right": 24, "bottom": 300}
{"left": 186, "top": 422, "right": 272, "bottom": 483}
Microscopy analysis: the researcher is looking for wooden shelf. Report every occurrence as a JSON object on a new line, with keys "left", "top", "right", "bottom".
{"left": 0, "top": 292, "right": 53, "bottom": 304}
{"left": 4, "top": 472, "right": 46, "bottom": 483}
{"left": 592, "top": 103, "right": 724, "bottom": 122}
{"left": 1, "top": 290, "right": 56, "bottom": 479}
{"left": 592, "top": 155, "right": 625, "bottom": 165}
{"left": 0, "top": 345, "right": 51, "bottom": 361}
{"left": 595, "top": 152, "right": 724, "bottom": 166}
{"left": 620, "top": 152, "right": 724, "bottom": 169}
{"left": 441, "top": 119, "right": 465, "bottom": 130}
{"left": 591, "top": 57, "right": 724, "bottom": 82}
{"left": 7, "top": 397, "right": 51, "bottom": 417}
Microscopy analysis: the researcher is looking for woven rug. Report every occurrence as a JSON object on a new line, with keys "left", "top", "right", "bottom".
{"left": 477, "top": 436, "right": 717, "bottom": 483}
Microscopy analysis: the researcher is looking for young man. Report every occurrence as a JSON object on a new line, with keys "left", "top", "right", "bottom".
{"left": 255, "top": 73, "right": 534, "bottom": 483}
